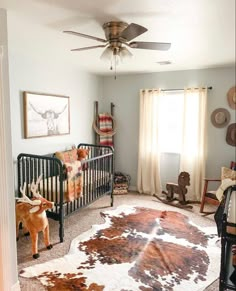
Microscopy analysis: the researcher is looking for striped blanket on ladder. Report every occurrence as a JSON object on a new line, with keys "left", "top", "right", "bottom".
{"left": 98, "top": 113, "right": 114, "bottom": 147}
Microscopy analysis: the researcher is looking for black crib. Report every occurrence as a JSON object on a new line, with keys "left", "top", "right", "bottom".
{"left": 17, "top": 143, "right": 114, "bottom": 243}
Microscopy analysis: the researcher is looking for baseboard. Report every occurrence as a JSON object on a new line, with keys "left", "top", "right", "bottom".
{"left": 129, "top": 185, "right": 137, "bottom": 192}
{"left": 11, "top": 280, "right": 21, "bottom": 291}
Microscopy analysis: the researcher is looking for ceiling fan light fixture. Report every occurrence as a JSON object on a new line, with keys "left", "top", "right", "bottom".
{"left": 119, "top": 47, "right": 133, "bottom": 62}
{"left": 100, "top": 46, "right": 113, "bottom": 61}
{"left": 100, "top": 46, "right": 120, "bottom": 67}
{"left": 100, "top": 46, "right": 131, "bottom": 65}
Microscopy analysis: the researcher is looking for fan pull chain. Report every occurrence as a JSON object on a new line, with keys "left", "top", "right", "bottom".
{"left": 109, "top": 51, "right": 117, "bottom": 80}
{"left": 114, "top": 55, "right": 117, "bottom": 80}
{"left": 110, "top": 58, "right": 113, "bottom": 71}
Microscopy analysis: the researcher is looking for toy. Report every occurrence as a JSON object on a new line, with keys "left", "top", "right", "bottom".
{"left": 163, "top": 171, "right": 190, "bottom": 204}
{"left": 77, "top": 148, "right": 90, "bottom": 170}
{"left": 16, "top": 175, "right": 54, "bottom": 259}
{"left": 77, "top": 148, "right": 90, "bottom": 160}
{"left": 154, "top": 172, "right": 195, "bottom": 209}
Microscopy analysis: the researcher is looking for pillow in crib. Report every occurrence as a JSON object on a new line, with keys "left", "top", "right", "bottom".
{"left": 221, "top": 167, "right": 236, "bottom": 180}
{"left": 216, "top": 167, "right": 236, "bottom": 200}
{"left": 55, "top": 148, "right": 78, "bottom": 163}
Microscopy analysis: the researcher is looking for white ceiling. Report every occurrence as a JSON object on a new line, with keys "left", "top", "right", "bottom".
{"left": 1, "top": 0, "right": 235, "bottom": 76}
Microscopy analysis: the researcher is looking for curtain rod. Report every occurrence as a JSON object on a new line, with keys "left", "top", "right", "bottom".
{"left": 142, "top": 86, "right": 212, "bottom": 92}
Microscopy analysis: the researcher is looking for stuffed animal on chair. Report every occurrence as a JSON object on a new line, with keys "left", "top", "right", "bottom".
{"left": 16, "top": 175, "right": 54, "bottom": 259}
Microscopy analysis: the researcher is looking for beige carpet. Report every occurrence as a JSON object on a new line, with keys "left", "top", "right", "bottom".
{"left": 17, "top": 193, "right": 220, "bottom": 291}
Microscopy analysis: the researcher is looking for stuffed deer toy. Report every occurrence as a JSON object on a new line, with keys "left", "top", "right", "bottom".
{"left": 16, "top": 175, "right": 54, "bottom": 259}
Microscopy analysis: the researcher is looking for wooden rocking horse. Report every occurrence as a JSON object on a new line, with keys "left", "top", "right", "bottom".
{"left": 154, "top": 172, "right": 195, "bottom": 209}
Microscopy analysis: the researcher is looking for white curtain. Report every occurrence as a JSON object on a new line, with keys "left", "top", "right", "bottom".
{"left": 137, "top": 87, "right": 207, "bottom": 201}
{"left": 137, "top": 89, "right": 162, "bottom": 195}
{"left": 179, "top": 88, "right": 207, "bottom": 200}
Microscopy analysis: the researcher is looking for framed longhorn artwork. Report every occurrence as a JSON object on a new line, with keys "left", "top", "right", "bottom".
{"left": 23, "top": 91, "right": 70, "bottom": 138}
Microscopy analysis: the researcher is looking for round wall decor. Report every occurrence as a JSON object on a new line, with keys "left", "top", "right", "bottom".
{"left": 227, "top": 86, "right": 236, "bottom": 110}
{"left": 226, "top": 123, "right": 236, "bottom": 146}
{"left": 211, "top": 108, "right": 230, "bottom": 128}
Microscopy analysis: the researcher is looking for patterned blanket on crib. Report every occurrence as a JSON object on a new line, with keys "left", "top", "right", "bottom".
{"left": 64, "top": 161, "right": 83, "bottom": 201}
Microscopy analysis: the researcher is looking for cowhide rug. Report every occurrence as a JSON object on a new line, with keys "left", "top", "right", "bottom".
{"left": 20, "top": 205, "right": 220, "bottom": 291}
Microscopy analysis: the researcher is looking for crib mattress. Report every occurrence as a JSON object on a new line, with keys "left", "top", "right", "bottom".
{"left": 39, "top": 170, "right": 110, "bottom": 203}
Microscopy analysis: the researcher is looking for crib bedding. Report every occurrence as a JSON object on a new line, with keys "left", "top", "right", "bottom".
{"left": 39, "top": 169, "right": 110, "bottom": 203}
{"left": 64, "top": 161, "right": 83, "bottom": 202}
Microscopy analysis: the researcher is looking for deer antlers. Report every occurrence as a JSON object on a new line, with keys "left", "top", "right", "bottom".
{"left": 17, "top": 174, "right": 44, "bottom": 205}
{"left": 30, "top": 174, "right": 43, "bottom": 199}
{"left": 17, "top": 183, "right": 41, "bottom": 206}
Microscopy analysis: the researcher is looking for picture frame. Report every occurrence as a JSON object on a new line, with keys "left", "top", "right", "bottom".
{"left": 23, "top": 91, "right": 70, "bottom": 138}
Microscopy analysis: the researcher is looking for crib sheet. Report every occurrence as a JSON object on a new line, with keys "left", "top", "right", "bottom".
{"left": 39, "top": 169, "right": 110, "bottom": 203}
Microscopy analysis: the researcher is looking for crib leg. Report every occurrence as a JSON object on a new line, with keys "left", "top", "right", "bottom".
{"left": 59, "top": 211, "right": 64, "bottom": 243}
{"left": 111, "top": 197, "right": 113, "bottom": 207}
{"left": 110, "top": 191, "right": 114, "bottom": 207}
{"left": 59, "top": 223, "right": 64, "bottom": 243}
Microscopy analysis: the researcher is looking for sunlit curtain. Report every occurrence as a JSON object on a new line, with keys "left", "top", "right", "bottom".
{"left": 137, "top": 89, "right": 162, "bottom": 194}
{"left": 137, "top": 87, "right": 207, "bottom": 200}
{"left": 179, "top": 88, "right": 207, "bottom": 200}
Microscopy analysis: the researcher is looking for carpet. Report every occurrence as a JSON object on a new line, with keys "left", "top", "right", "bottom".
{"left": 19, "top": 205, "right": 220, "bottom": 291}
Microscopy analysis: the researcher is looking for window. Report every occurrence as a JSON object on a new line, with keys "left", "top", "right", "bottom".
{"left": 155, "top": 91, "right": 201, "bottom": 156}
{"left": 157, "top": 92, "right": 184, "bottom": 153}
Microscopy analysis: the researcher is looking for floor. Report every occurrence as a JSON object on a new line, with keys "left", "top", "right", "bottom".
{"left": 17, "top": 192, "right": 220, "bottom": 291}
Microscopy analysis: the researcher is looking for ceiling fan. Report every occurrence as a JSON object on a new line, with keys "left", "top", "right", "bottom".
{"left": 63, "top": 21, "right": 171, "bottom": 65}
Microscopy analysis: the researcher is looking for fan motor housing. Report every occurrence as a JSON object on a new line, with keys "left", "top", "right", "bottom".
{"left": 103, "top": 21, "right": 128, "bottom": 41}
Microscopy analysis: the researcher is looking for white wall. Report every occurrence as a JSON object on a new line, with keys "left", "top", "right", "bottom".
{"left": 0, "top": 9, "right": 19, "bottom": 291}
{"left": 102, "top": 66, "right": 236, "bottom": 189}
{"left": 8, "top": 49, "right": 103, "bottom": 197}
{"left": 7, "top": 15, "right": 103, "bottom": 160}
{"left": 9, "top": 55, "right": 102, "bottom": 159}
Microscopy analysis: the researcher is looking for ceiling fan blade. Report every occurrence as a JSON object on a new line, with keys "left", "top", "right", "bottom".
{"left": 71, "top": 45, "right": 107, "bottom": 51}
{"left": 120, "top": 23, "right": 147, "bottom": 41}
{"left": 63, "top": 30, "right": 107, "bottom": 43}
{"left": 129, "top": 41, "right": 171, "bottom": 51}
